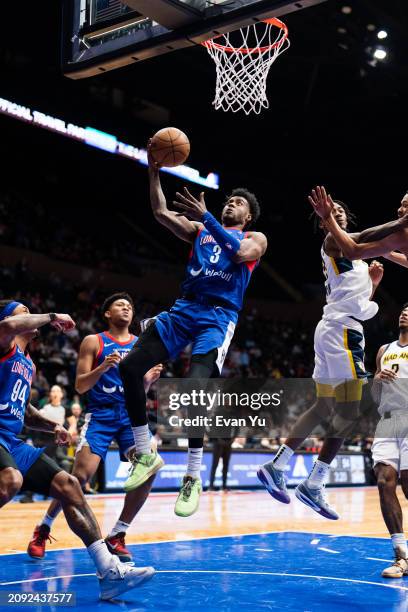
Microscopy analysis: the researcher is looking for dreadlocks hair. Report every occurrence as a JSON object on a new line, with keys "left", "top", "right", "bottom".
{"left": 101, "top": 292, "right": 135, "bottom": 322}
{"left": 311, "top": 198, "right": 358, "bottom": 233}
{"left": 226, "top": 188, "right": 261, "bottom": 229}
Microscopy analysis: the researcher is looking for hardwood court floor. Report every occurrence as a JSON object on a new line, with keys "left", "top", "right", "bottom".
{"left": 0, "top": 486, "right": 402, "bottom": 554}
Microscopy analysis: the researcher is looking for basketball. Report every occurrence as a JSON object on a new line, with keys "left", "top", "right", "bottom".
{"left": 150, "top": 127, "right": 190, "bottom": 168}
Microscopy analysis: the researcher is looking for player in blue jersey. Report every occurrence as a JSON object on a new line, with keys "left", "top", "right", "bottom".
{"left": 0, "top": 299, "right": 154, "bottom": 600}
{"left": 27, "top": 293, "right": 162, "bottom": 562}
{"left": 119, "top": 143, "right": 267, "bottom": 517}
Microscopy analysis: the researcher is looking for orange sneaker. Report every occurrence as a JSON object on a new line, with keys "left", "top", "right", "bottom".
{"left": 27, "top": 524, "right": 55, "bottom": 559}
{"left": 105, "top": 533, "right": 132, "bottom": 562}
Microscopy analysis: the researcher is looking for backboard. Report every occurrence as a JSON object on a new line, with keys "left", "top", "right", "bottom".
{"left": 62, "top": 0, "right": 328, "bottom": 79}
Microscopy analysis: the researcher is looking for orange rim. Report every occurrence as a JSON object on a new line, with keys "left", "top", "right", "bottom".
{"left": 202, "top": 17, "right": 289, "bottom": 54}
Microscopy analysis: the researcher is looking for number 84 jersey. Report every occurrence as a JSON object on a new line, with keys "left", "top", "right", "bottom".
{"left": 181, "top": 226, "right": 258, "bottom": 311}
{"left": 0, "top": 344, "right": 34, "bottom": 438}
{"left": 321, "top": 245, "right": 378, "bottom": 324}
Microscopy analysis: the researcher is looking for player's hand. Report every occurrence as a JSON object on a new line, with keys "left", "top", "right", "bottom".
{"left": 50, "top": 314, "right": 76, "bottom": 333}
{"left": 173, "top": 187, "right": 208, "bottom": 221}
{"left": 369, "top": 260, "right": 384, "bottom": 285}
{"left": 308, "top": 186, "right": 334, "bottom": 221}
{"left": 398, "top": 212, "right": 408, "bottom": 228}
{"left": 100, "top": 350, "right": 122, "bottom": 372}
{"left": 147, "top": 139, "right": 161, "bottom": 173}
{"left": 54, "top": 425, "right": 71, "bottom": 446}
{"left": 376, "top": 368, "right": 397, "bottom": 383}
{"left": 144, "top": 364, "right": 163, "bottom": 391}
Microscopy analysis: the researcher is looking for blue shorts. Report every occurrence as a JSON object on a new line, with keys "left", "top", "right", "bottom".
{"left": 78, "top": 404, "right": 136, "bottom": 462}
{"left": 155, "top": 299, "right": 238, "bottom": 372}
{"left": 0, "top": 434, "right": 45, "bottom": 476}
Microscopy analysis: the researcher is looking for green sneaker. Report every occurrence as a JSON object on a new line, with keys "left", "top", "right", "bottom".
{"left": 174, "top": 476, "right": 202, "bottom": 517}
{"left": 124, "top": 452, "right": 164, "bottom": 492}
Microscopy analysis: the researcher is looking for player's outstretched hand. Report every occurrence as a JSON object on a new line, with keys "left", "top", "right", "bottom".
{"left": 376, "top": 367, "right": 397, "bottom": 384}
{"left": 308, "top": 186, "right": 334, "bottom": 221}
{"left": 173, "top": 187, "right": 207, "bottom": 221}
{"left": 54, "top": 424, "right": 71, "bottom": 446}
{"left": 101, "top": 350, "right": 122, "bottom": 372}
{"left": 368, "top": 260, "right": 384, "bottom": 285}
{"left": 50, "top": 314, "right": 76, "bottom": 333}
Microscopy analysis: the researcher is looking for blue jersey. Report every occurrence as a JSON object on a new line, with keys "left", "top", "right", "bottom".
{"left": 181, "top": 227, "right": 258, "bottom": 311}
{"left": 0, "top": 344, "right": 34, "bottom": 439}
{"left": 87, "top": 332, "right": 137, "bottom": 410}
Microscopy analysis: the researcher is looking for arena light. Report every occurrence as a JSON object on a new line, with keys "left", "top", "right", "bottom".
{"left": 377, "top": 30, "right": 388, "bottom": 40}
{"left": 373, "top": 48, "right": 387, "bottom": 60}
{"left": 0, "top": 96, "right": 220, "bottom": 190}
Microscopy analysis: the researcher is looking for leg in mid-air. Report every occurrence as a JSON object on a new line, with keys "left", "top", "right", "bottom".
{"left": 258, "top": 392, "right": 334, "bottom": 504}
{"left": 174, "top": 349, "right": 219, "bottom": 517}
{"left": 294, "top": 378, "right": 363, "bottom": 521}
{"left": 119, "top": 323, "right": 169, "bottom": 492}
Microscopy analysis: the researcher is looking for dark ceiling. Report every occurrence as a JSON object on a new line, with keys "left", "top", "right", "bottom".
{"left": 1, "top": 0, "right": 407, "bottom": 302}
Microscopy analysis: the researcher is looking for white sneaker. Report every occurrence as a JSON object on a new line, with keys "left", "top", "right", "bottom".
{"left": 382, "top": 558, "right": 408, "bottom": 578}
{"left": 98, "top": 558, "right": 155, "bottom": 600}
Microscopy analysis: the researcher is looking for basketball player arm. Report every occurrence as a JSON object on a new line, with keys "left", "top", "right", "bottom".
{"left": 232, "top": 232, "right": 268, "bottom": 263}
{"left": 382, "top": 251, "right": 408, "bottom": 268}
{"left": 24, "top": 403, "right": 71, "bottom": 444}
{"left": 0, "top": 313, "right": 75, "bottom": 351}
{"left": 75, "top": 335, "right": 121, "bottom": 394}
{"left": 324, "top": 215, "right": 405, "bottom": 260}
{"left": 148, "top": 150, "right": 200, "bottom": 243}
{"left": 310, "top": 185, "right": 408, "bottom": 259}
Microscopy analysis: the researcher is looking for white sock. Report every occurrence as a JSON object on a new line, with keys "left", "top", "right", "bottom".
{"left": 87, "top": 539, "right": 115, "bottom": 575}
{"left": 271, "top": 444, "right": 294, "bottom": 471}
{"left": 108, "top": 520, "right": 130, "bottom": 538}
{"left": 307, "top": 459, "right": 330, "bottom": 489}
{"left": 131, "top": 424, "right": 151, "bottom": 455}
{"left": 391, "top": 533, "right": 408, "bottom": 559}
{"left": 186, "top": 447, "right": 203, "bottom": 479}
{"left": 42, "top": 512, "right": 57, "bottom": 529}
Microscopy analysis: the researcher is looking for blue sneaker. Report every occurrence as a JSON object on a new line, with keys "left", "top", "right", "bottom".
{"left": 257, "top": 463, "right": 290, "bottom": 504}
{"left": 295, "top": 480, "right": 339, "bottom": 520}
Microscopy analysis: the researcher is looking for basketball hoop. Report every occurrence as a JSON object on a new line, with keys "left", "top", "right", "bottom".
{"left": 202, "top": 18, "right": 290, "bottom": 115}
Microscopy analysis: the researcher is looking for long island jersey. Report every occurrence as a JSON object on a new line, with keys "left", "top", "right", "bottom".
{"left": 321, "top": 245, "right": 378, "bottom": 326}
{"left": 86, "top": 332, "right": 137, "bottom": 411}
{"left": 0, "top": 344, "right": 34, "bottom": 442}
{"left": 377, "top": 340, "right": 408, "bottom": 415}
{"left": 181, "top": 226, "right": 258, "bottom": 311}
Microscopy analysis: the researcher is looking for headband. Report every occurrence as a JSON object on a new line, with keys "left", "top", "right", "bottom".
{"left": 0, "top": 301, "right": 23, "bottom": 321}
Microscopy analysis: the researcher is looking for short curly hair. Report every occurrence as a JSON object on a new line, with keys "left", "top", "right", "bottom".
{"left": 101, "top": 292, "right": 134, "bottom": 321}
{"left": 226, "top": 188, "right": 261, "bottom": 229}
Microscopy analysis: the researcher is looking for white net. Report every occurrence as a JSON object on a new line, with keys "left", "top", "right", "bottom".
{"left": 202, "top": 18, "right": 290, "bottom": 115}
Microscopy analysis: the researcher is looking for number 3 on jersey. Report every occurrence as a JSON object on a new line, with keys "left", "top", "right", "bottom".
{"left": 11, "top": 379, "right": 28, "bottom": 407}
{"left": 210, "top": 245, "right": 222, "bottom": 263}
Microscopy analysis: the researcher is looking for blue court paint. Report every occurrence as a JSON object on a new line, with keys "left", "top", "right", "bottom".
{"left": 0, "top": 532, "right": 407, "bottom": 611}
